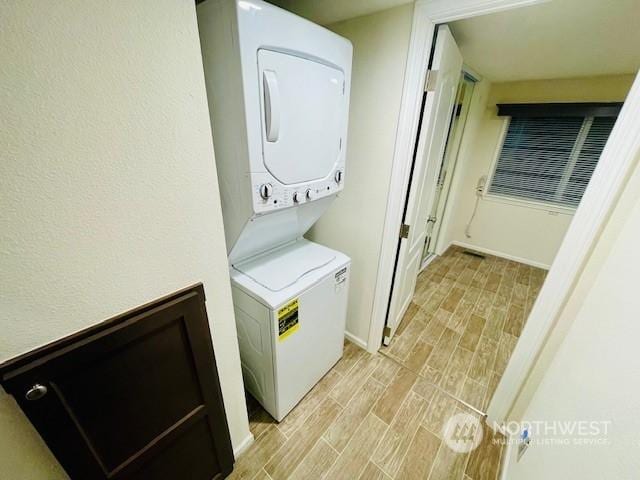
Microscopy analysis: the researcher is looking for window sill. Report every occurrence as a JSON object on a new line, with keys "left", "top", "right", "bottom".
{"left": 482, "top": 194, "right": 576, "bottom": 215}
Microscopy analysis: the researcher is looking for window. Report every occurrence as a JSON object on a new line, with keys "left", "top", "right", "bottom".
{"left": 488, "top": 114, "right": 617, "bottom": 208}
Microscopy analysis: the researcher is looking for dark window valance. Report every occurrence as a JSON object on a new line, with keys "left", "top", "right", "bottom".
{"left": 496, "top": 102, "right": 623, "bottom": 118}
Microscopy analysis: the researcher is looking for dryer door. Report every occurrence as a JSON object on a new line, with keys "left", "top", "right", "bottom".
{"left": 258, "top": 49, "right": 345, "bottom": 185}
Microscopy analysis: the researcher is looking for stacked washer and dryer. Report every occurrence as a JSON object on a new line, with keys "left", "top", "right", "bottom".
{"left": 197, "top": 0, "right": 353, "bottom": 421}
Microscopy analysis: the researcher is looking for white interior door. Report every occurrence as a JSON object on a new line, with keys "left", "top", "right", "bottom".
{"left": 384, "top": 26, "right": 462, "bottom": 344}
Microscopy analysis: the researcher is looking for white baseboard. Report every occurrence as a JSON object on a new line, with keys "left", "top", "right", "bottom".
{"left": 344, "top": 331, "right": 368, "bottom": 351}
{"left": 452, "top": 241, "right": 550, "bottom": 270}
{"left": 233, "top": 432, "right": 254, "bottom": 459}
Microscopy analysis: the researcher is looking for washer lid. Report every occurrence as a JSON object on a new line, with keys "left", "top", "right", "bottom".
{"left": 258, "top": 49, "right": 345, "bottom": 185}
{"left": 233, "top": 239, "right": 337, "bottom": 292}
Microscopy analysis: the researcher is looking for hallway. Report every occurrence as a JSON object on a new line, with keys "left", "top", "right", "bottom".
{"left": 382, "top": 246, "right": 546, "bottom": 412}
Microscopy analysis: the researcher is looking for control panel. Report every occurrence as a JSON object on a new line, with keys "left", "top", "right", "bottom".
{"left": 252, "top": 169, "right": 345, "bottom": 214}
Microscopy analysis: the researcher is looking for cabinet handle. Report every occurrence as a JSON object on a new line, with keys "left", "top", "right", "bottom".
{"left": 25, "top": 383, "right": 48, "bottom": 401}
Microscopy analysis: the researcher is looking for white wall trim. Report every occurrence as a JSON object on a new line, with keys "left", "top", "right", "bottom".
{"left": 345, "top": 331, "right": 368, "bottom": 351}
{"left": 233, "top": 432, "right": 254, "bottom": 459}
{"left": 451, "top": 240, "right": 550, "bottom": 270}
{"left": 499, "top": 433, "right": 517, "bottom": 480}
{"left": 368, "top": 0, "right": 550, "bottom": 354}
{"left": 367, "top": 0, "right": 435, "bottom": 354}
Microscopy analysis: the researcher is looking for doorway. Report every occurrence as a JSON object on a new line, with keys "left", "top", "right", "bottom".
{"left": 379, "top": 2, "right": 638, "bottom": 418}
{"left": 421, "top": 73, "right": 477, "bottom": 268}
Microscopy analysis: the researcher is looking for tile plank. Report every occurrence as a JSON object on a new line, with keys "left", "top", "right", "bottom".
{"left": 483, "top": 307, "right": 506, "bottom": 342}
{"left": 325, "top": 414, "right": 387, "bottom": 480}
{"left": 386, "top": 315, "right": 427, "bottom": 361}
{"left": 372, "top": 355, "right": 401, "bottom": 386}
{"left": 325, "top": 377, "right": 385, "bottom": 452}
{"left": 441, "top": 287, "right": 466, "bottom": 313}
{"left": 265, "top": 397, "right": 342, "bottom": 480}
{"left": 421, "top": 309, "right": 450, "bottom": 345}
{"left": 396, "top": 426, "right": 440, "bottom": 480}
{"left": 460, "top": 377, "right": 487, "bottom": 410}
{"left": 373, "top": 392, "right": 428, "bottom": 477}
{"left": 503, "top": 304, "right": 524, "bottom": 337}
{"left": 405, "top": 339, "right": 434, "bottom": 373}
{"left": 421, "top": 390, "right": 457, "bottom": 438}
{"left": 440, "top": 347, "right": 474, "bottom": 397}
{"left": 334, "top": 341, "right": 366, "bottom": 376}
{"left": 373, "top": 367, "right": 418, "bottom": 424}
{"left": 466, "top": 427, "right": 504, "bottom": 480}
{"left": 468, "top": 336, "right": 498, "bottom": 386}
{"left": 229, "top": 426, "right": 287, "bottom": 480}
{"left": 289, "top": 439, "right": 338, "bottom": 480}
{"left": 331, "top": 354, "right": 382, "bottom": 406}
{"left": 428, "top": 440, "right": 469, "bottom": 480}
{"left": 412, "top": 376, "right": 437, "bottom": 403}
{"left": 249, "top": 408, "right": 276, "bottom": 441}
{"left": 494, "top": 333, "right": 518, "bottom": 375}
{"left": 458, "top": 314, "right": 486, "bottom": 353}
{"left": 425, "top": 327, "right": 459, "bottom": 373}
{"left": 395, "top": 302, "right": 422, "bottom": 337}
{"left": 359, "top": 462, "right": 392, "bottom": 480}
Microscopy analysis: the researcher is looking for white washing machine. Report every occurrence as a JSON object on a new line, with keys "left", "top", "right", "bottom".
{"left": 197, "top": 0, "right": 353, "bottom": 420}
{"left": 231, "top": 240, "right": 349, "bottom": 420}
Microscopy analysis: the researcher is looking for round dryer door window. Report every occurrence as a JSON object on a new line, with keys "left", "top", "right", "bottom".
{"left": 258, "top": 49, "right": 345, "bottom": 185}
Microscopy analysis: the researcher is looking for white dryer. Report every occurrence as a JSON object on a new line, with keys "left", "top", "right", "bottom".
{"left": 197, "top": 0, "right": 353, "bottom": 421}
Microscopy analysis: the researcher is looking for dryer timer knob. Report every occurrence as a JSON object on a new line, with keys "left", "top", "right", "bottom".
{"left": 259, "top": 183, "right": 273, "bottom": 199}
{"left": 293, "top": 191, "right": 302, "bottom": 203}
{"left": 306, "top": 189, "right": 316, "bottom": 201}
{"left": 335, "top": 170, "right": 344, "bottom": 184}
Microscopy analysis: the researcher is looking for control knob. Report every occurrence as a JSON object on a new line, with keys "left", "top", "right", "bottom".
{"left": 259, "top": 183, "right": 273, "bottom": 200}
{"left": 335, "top": 170, "right": 344, "bottom": 184}
{"left": 306, "top": 189, "right": 316, "bottom": 201}
{"left": 293, "top": 191, "right": 302, "bottom": 203}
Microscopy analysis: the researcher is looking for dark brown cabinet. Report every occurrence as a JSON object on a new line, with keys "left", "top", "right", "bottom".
{"left": 0, "top": 284, "right": 234, "bottom": 479}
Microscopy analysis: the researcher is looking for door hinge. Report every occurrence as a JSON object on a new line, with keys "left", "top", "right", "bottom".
{"left": 400, "top": 223, "right": 410, "bottom": 238}
{"left": 383, "top": 326, "right": 392, "bottom": 337}
{"left": 424, "top": 69, "right": 438, "bottom": 92}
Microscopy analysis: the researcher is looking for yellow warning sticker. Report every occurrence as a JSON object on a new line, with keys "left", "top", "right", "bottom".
{"left": 277, "top": 298, "right": 299, "bottom": 341}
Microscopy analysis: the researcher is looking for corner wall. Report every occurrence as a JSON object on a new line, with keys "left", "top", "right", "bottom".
{"left": 502, "top": 148, "right": 640, "bottom": 479}
{"left": 307, "top": 4, "right": 414, "bottom": 347}
{"left": 0, "top": 0, "right": 250, "bottom": 476}
{"left": 439, "top": 74, "right": 635, "bottom": 268}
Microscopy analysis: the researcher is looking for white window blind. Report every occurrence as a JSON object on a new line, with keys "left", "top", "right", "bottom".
{"left": 489, "top": 116, "right": 615, "bottom": 208}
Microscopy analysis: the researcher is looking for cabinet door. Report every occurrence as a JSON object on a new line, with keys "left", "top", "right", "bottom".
{"left": 0, "top": 285, "right": 233, "bottom": 480}
{"left": 258, "top": 49, "right": 346, "bottom": 185}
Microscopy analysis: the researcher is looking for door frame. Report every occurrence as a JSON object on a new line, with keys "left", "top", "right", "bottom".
{"left": 367, "top": 0, "right": 640, "bottom": 430}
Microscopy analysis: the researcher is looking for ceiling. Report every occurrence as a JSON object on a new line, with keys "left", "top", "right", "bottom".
{"left": 268, "top": 0, "right": 413, "bottom": 25}
{"left": 449, "top": 0, "right": 640, "bottom": 81}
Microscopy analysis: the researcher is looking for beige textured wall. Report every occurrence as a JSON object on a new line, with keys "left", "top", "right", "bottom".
{"left": 308, "top": 3, "right": 414, "bottom": 347}
{"left": 0, "top": 0, "right": 250, "bottom": 476}
{"left": 439, "top": 74, "right": 635, "bottom": 268}
{"left": 504, "top": 144, "right": 640, "bottom": 479}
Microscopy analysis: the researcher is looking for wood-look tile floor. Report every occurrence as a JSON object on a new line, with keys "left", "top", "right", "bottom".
{"left": 236, "top": 344, "right": 504, "bottom": 480}
{"left": 382, "top": 245, "right": 546, "bottom": 413}
{"left": 230, "top": 246, "right": 546, "bottom": 480}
